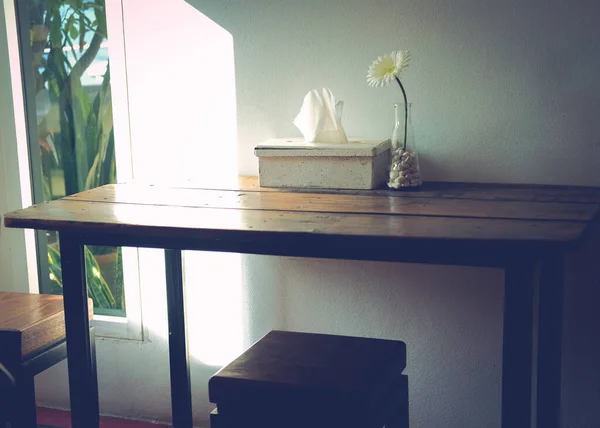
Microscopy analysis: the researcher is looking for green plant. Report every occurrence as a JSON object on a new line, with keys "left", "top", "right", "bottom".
{"left": 31, "top": 0, "right": 115, "bottom": 198}
{"left": 24, "top": 0, "right": 122, "bottom": 310}
{"left": 47, "top": 243, "right": 118, "bottom": 309}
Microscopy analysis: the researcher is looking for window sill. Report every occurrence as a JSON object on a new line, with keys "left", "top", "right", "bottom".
{"left": 92, "top": 315, "right": 145, "bottom": 341}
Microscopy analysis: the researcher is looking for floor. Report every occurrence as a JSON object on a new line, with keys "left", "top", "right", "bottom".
{"left": 37, "top": 407, "right": 169, "bottom": 428}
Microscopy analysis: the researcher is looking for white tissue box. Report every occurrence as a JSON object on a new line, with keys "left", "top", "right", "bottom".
{"left": 254, "top": 138, "right": 391, "bottom": 189}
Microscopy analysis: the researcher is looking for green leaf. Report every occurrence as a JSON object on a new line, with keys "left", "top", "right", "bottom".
{"left": 65, "top": 13, "right": 76, "bottom": 36}
{"left": 85, "top": 67, "right": 114, "bottom": 190}
{"left": 115, "top": 247, "right": 124, "bottom": 310}
{"left": 69, "top": 79, "right": 93, "bottom": 191}
{"left": 58, "top": 109, "right": 79, "bottom": 196}
{"left": 50, "top": 9, "right": 62, "bottom": 46}
{"left": 47, "top": 242, "right": 118, "bottom": 310}
{"left": 84, "top": 246, "right": 117, "bottom": 309}
{"left": 47, "top": 46, "right": 70, "bottom": 86}
{"left": 63, "top": 29, "right": 78, "bottom": 62}
{"left": 47, "top": 244, "right": 63, "bottom": 287}
{"left": 101, "top": 130, "right": 115, "bottom": 185}
{"left": 42, "top": 175, "right": 53, "bottom": 201}
{"left": 69, "top": 23, "right": 79, "bottom": 40}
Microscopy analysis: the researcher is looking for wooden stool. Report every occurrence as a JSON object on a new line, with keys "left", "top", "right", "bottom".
{"left": 209, "top": 330, "right": 409, "bottom": 428}
{"left": 0, "top": 292, "right": 95, "bottom": 428}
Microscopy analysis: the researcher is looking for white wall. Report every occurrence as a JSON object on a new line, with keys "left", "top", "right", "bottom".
{"left": 0, "top": 0, "right": 598, "bottom": 427}
{"left": 191, "top": 0, "right": 600, "bottom": 427}
{"left": 0, "top": 0, "right": 37, "bottom": 293}
{"left": 194, "top": 0, "right": 600, "bottom": 186}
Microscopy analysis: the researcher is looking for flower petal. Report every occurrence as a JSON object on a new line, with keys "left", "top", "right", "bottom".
{"left": 366, "top": 50, "right": 411, "bottom": 87}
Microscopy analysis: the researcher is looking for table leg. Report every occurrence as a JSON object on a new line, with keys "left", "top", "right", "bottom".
{"left": 502, "top": 259, "right": 536, "bottom": 428}
{"left": 535, "top": 252, "right": 564, "bottom": 428}
{"left": 164, "top": 249, "right": 193, "bottom": 427}
{"left": 60, "top": 233, "right": 99, "bottom": 428}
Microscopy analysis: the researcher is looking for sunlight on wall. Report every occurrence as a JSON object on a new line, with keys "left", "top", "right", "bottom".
{"left": 118, "top": 0, "right": 242, "bottom": 365}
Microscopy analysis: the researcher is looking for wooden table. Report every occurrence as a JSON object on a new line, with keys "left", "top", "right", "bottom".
{"left": 4, "top": 177, "right": 600, "bottom": 428}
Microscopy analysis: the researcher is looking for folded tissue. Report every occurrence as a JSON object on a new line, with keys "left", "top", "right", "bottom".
{"left": 254, "top": 87, "right": 391, "bottom": 189}
{"left": 293, "top": 88, "right": 349, "bottom": 144}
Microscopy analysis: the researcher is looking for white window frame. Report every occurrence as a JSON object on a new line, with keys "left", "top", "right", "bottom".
{"left": 93, "top": 0, "right": 144, "bottom": 341}
{"left": 1, "top": 0, "right": 38, "bottom": 295}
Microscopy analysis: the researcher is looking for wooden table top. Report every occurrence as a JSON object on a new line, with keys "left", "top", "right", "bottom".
{"left": 4, "top": 177, "right": 600, "bottom": 265}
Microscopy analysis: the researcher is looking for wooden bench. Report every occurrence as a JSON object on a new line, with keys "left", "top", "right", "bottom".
{"left": 209, "top": 330, "right": 409, "bottom": 428}
{"left": 0, "top": 292, "right": 94, "bottom": 428}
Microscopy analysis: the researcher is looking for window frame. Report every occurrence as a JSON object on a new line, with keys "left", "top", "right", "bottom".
{"left": 11, "top": 0, "right": 144, "bottom": 341}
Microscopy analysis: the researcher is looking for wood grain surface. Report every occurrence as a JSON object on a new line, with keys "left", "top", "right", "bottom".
{"left": 0, "top": 292, "right": 93, "bottom": 357}
{"left": 3, "top": 178, "right": 599, "bottom": 250}
{"left": 235, "top": 176, "right": 600, "bottom": 203}
{"left": 3, "top": 198, "right": 589, "bottom": 243}
{"left": 65, "top": 184, "right": 598, "bottom": 221}
{"left": 209, "top": 330, "right": 407, "bottom": 425}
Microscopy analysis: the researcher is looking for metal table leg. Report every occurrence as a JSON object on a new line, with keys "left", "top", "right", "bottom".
{"left": 165, "top": 249, "right": 193, "bottom": 427}
{"left": 60, "top": 232, "right": 99, "bottom": 428}
{"left": 535, "top": 252, "right": 564, "bottom": 428}
{"left": 502, "top": 258, "right": 536, "bottom": 428}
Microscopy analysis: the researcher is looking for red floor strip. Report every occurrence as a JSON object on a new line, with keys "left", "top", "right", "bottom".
{"left": 37, "top": 407, "right": 169, "bottom": 428}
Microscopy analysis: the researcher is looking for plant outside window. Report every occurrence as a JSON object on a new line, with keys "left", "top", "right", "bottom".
{"left": 20, "top": 0, "right": 124, "bottom": 316}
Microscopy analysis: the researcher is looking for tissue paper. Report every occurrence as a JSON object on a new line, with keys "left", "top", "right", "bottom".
{"left": 293, "top": 88, "right": 349, "bottom": 144}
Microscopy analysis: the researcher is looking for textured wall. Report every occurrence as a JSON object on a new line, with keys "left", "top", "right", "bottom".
{"left": 194, "top": 0, "right": 600, "bottom": 186}
{"left": 193, "top": 0, "right": 600, "bottom": 426}
{"left": 15, "top": 0, "right": 600, "bottom": 427}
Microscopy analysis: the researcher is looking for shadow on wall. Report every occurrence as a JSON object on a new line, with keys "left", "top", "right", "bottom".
{"left": 274, "top": 257, "right": 505, "bottom": 428}
{"left": 417, "top": 152, "right": 500, "bottom": 184}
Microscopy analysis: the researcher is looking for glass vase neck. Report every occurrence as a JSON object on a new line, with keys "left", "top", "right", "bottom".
{"left": 393, "top": 102, "right": 411, "bottom": 120}
{"left": 391, "top": 102, "right": 411, "bottom": 151}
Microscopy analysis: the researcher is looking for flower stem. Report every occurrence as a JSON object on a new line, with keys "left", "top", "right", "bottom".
{"left": 395, "top": 76, "right": 408, "bottom": 151}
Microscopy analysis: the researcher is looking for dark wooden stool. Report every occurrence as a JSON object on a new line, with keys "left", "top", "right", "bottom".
{"left": 0, "top": 292, "right": 95, "bottom": 428}
{"left": 209, "top": 330, "right": 409, "bottom": 428}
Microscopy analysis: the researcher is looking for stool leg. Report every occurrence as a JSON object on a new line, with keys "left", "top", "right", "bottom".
{"left": 13, "top": 371, "right": 37, "bottom": 428}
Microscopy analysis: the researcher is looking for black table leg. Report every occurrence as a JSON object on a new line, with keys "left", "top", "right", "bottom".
{"left": 536, "top": 252, "right": 564, "bottom": 428}
{"left": 502, "top": 259, "right": 536, "bottom": 428}
{"left": 60, "top": 233, "right": 99, "bottom": 428}
{"left": 164, "top": 249, "right": 193, "bottom": 427}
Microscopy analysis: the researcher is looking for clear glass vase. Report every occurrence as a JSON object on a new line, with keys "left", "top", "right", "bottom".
{"left": 387, "top": 102, "right": 422, "bottom": 189}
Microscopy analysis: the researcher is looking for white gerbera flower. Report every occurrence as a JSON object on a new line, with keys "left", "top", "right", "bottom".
{"left": 367, "top": 50, "right": 410, "bottom": 88}
{"left": 368, "top": 49, "right": 412, "bottom": 152}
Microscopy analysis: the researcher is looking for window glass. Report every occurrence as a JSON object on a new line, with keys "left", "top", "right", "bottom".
{"left": 20, "top": 0, "right": 125, "bottom": 317}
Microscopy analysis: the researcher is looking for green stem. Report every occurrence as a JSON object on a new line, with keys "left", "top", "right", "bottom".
{"left": 395, "top": 76, "right": 408, "bottom": 151}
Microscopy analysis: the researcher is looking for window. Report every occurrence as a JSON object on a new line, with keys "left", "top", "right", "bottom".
{"left": 9, "top": 0, "right": 241, "bottom": 352}
{"left": 15, "top": 0, "right": 142, "bottom": 338}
